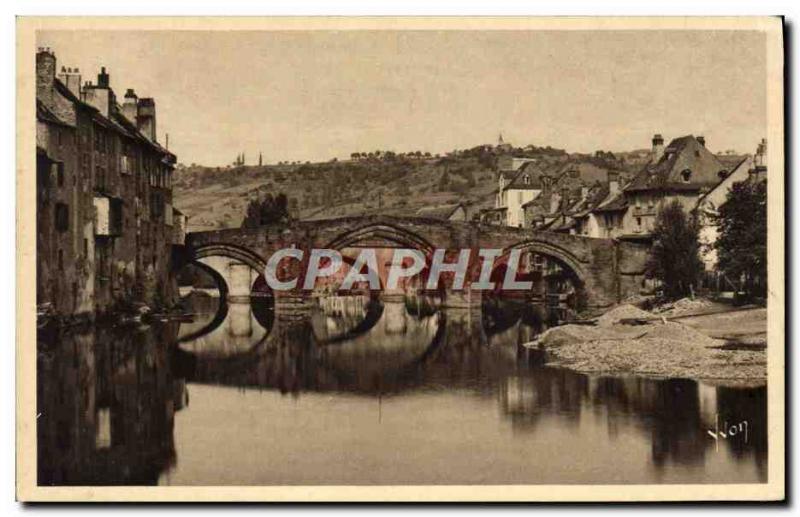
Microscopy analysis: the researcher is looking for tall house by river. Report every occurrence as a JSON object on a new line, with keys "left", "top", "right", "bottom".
{"left": 36, "top": 48, "right": 180, "bottom": 317}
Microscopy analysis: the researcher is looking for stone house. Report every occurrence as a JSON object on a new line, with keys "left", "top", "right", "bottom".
{"left": 616, "top": 134, "right": 728, "bottom": 241}
{"left": 575, "top": 170, "right": 627, "bottom": 239}
{"left": 494, "top": 164, "right": 543, "bottom": 227}
{"left": 36, "top": 48, "right": 177, "bottom": 317}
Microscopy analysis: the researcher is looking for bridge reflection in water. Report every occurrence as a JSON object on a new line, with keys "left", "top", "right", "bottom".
{"left": 36, "top": 293, "right": 767, "bottom": 486}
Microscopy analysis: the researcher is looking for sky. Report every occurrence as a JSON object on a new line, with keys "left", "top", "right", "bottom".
{"left": 38, "top": 30, "right": 767, "bottom": 167}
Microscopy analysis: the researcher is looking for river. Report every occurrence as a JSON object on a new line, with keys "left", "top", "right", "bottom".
{"left": 36, "top": 293, "right": 767, "bottom": 486}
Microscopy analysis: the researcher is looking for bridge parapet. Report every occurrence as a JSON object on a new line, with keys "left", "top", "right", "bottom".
{"left": 183, "top": 215, "right": 648, "bottom": 309}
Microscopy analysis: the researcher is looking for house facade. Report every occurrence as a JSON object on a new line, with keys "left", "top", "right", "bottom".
{"left": 36, "top": 48, "right": 178, "bottom": 317}
{"left": 616, "top": 134, "right": 728, "bottom": 241}
{"left": 494, "top": 165, "right": 542, "bottom": 227}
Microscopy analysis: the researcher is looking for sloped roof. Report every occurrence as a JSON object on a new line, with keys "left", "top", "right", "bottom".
{"left": 571, "top": 182, "right": 610, "bottom": 218}
{"left": 696, "top": 155, "right": 753, "bottom": 207}
{"left": 626, "top": 135, "right": 726, "bottom": 192}
{"left": 543, "top": 215, "right": 576, "bottom": 232}
{"left": 415, "top": 203, "right": 464, "bottom": 220}
{"left": 53, "top": 79, "right": 97, "bottom": 113}
{"left": 550, "top": 160, "right": 610, "bottom": 184}
{"left": 41, "top": 78, "right": 176, "bottom": 163}
{"left": 592, "top": 189, "right": 628, "bottom": 213}
{"left": 503, "top": 163, "right": 545, "bottom": 190}
{"left": 37, "top": 99, "right": 71, "bottom": 127}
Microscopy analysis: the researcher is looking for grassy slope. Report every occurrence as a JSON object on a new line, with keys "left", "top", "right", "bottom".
{"left": 172, "top": 147, "right": 738, "bottom": 232}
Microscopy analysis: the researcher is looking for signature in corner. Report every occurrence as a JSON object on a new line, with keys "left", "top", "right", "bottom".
{"left": 707, "top": 413, "right": 749, "bottom": 451}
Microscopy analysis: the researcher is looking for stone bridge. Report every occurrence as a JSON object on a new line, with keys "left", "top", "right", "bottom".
{"left": 178, "top": 215, "right": 649, "bottom": 309}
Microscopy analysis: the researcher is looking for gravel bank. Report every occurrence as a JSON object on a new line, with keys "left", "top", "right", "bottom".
{"left": 526, "top": 304, "right": 767, "bottom": 385}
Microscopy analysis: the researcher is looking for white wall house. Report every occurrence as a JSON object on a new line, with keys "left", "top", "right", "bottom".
{"left": 496, "top": 168, "right": 541, "bottom": 227}
{"left": 695, "top": 155, "right": 755, "bottom": 271}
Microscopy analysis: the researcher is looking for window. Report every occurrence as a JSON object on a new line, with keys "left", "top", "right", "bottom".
{"left": 718, "top": 169, "right": 729, "bottom": 179}
{"left": 95, "top": 166, "right": 105, "bottom": 191}
{"left": 55, "top": 203, "right": 69, "bottom": 232}
{"left": 523, "top": 174, "right": 530, "bottom": 185}
{"left": 681, "top": 168, "right": 692, "bottom": 182}
{"left": 110, "top": 198, "right": 124, "bottom": 236}
{"left": 636, "top": 216, "right": 642, "bottom": 227}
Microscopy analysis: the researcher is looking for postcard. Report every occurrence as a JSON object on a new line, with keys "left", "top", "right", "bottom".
{"left": 16, "top": 16, "right": 785, "bottom": 502}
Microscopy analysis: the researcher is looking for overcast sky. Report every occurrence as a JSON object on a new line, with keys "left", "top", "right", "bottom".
{"left": 38, "top": 30, "right": 767, "bottom": 166}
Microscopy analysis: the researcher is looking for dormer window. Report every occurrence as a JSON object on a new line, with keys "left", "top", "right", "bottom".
{"left": 681, "top": 168, "right": 692, "bottom": 183}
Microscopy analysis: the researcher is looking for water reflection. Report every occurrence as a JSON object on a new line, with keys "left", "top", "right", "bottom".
{"left": 37, "top": 294, "right": 767, "bottom": 486}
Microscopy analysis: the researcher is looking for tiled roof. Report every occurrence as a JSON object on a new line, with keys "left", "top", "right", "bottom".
{"left": 41, "top": 78, "right": 176, "bottom": 163}
{"left": 625, "top": 135, "right": 726, "bottom": 193}
{"left": 504, "top": 163, "right": 546, "bottom": 190}
{"left": 571, "top": 182, "right": 610, "bottom": 218}
{"left": 544, "top": 215, "right": 576, "bottom": 232}
{"left": 592, "top": 189, "right": 628, "bottom": 212}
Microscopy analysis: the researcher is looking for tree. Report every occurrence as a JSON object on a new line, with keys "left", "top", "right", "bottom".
{"left": 241, "top": 192, "right": 291, "bottom": 228}
{"left": 715, "top": 180, "right": 767, "bottom": 296}
{"left": 645, "top": 200, "right": 704, "bottom": 300}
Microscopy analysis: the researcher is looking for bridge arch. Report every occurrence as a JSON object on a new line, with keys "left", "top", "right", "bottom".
{"left": 192, "top": 242, "right": 267, "bottom": 273}
{"left": 189, "top": 243, "right": 268, "bottom": 299}
{"left": 323, "top": 222, "right": 435, "bottom": 254}
{"left": 487, "top": 238, "right": 591, "bottom": 310}
{"left": 503, "top": 238, "right": 588, "bottom": 284}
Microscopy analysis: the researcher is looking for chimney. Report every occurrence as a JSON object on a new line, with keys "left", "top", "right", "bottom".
{"left": 57, "top": 66, "right": 82, "bottom": 99}
{"left": 581, "top": 186, "right": 589, "bottom": 199}
{"left": 697, "top": 135, "right": 706, "bottom": 147}
{"left": 652, "top": 133, "right": 665, "bottom": 162}
{"left": 136, "top": 97, "right": 157, "bottom": 142}
{"left": 122, "top": 88, "right": 138, "bottom": 123}
{"left": 82, "top": 66, "right": 114, "bottom": 118}
{"left": 97, "top": 66, "right": 110, "bottom": 88}
{"left": 608, "top": 170, "right": 620, "bottom": 195}
{"left": 36, "top": 48, "right": 56, "bottom": 107}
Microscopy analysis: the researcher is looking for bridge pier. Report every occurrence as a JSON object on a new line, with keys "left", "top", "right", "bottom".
{"left": 441, "top": 288, "right": 482, "bottom": 309}
{"left": 195, "top": 256, "right": 258, "bottom": 302}
{"left": 274, "top": 291, "right": 314, "bottom": 321}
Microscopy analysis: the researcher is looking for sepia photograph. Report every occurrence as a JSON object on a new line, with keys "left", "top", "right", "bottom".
{"left": 15, "top": 16, "right": 785, "bottom": 502}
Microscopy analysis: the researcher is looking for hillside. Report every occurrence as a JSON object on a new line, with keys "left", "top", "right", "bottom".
{"left": 171, "top": 144, "right": 728, "bottom": 232}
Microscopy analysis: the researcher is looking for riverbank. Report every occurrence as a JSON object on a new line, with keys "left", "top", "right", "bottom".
{"left": 525, "top": 300, "right": 767, "bottom": 387}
